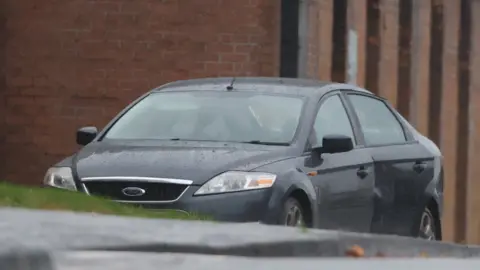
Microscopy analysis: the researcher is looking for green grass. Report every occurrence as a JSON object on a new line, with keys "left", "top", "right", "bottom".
{"left": 0, "top": 182, "right": 210, "bottom": 221}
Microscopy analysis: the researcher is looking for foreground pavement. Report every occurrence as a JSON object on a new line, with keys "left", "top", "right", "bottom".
{"left": 54, "top": 252, "right": 480, "bottom": 270}
{"left": 5, "top": 251, "right": 480, "bottom": 270}
{"left": 1, "top": 207, "right": 480, "bottom": 269}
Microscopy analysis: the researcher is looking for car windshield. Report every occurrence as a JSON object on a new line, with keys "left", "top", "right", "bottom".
{"left": 103, "top": 91, "right": 305, "bottom": 145}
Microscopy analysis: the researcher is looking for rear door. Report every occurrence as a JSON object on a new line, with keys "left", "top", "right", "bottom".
{"left": 343, "top": 92, "right": 435, "bottom": 236}
{"left": 300, "top": 92, "right": 375, "bottom": 232}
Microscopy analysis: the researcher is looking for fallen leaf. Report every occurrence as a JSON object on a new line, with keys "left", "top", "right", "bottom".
{"left": 345, "top": 245, "right": 365, "bottom": 257}
{"left": 419, "top": 252, "right": 429, "bottom": 257}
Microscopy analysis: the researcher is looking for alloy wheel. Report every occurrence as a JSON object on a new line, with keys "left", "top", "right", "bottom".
{"left": 285, "top": 204, "right": 304, "bottom": 227}
{"left": 419, "top": 209, "right": 436, "bottom": 240}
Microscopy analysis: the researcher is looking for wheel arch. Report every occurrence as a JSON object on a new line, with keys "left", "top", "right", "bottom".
{"left": 426, "top": 197, "right": 442, "bottom": 240}
{"left": 281, "top": 178, "right": 318, "bottom": 228}
{"left": 286, "top": 188, "right": 313, "bottom": 227}
{"left": 253, "top": 158, "right": 319, "bottom": 227}
{"left": 417, "top": 162, "right": 443, "bottom": 240}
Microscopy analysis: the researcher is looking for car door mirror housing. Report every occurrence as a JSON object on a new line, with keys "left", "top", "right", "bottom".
{"left": 76, "top": 126, "right": 98, "bottom": 146}
{"left": 320, "top": 134, "right": 354, "bottom": 154}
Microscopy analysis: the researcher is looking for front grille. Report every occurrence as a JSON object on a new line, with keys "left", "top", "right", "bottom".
{"left": 83, "top": 180, "right": 188, "bottom": 202}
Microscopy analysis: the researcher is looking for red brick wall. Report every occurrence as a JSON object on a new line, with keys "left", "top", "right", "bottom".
{"left": 0, "top": 0, "right": 280, "bottom": 184}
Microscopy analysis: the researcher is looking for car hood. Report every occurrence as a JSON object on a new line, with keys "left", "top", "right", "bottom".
{"left": 74, "top": 141, "right": 293, "bottom": 185}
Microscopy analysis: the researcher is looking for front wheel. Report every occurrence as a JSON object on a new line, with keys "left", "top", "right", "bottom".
{"left": 418, "top": 208, "right": 438, "bottom": 241}
{"left": 281, "top": 197, "right": 306, "bottom": 227}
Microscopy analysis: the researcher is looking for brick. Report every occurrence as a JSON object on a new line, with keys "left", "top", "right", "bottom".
{"left": 205, "top": 43, "right": 235, "bottom": 54}
{"left": 218, "top": 34, "right": 251, "bottom": 44}
{"left": 219, "top": 53, "right": 250, "bottom": 63}
{"left": 205, "top": 62, "right": 235, "bottom": 73}
{"left": 235, "top": 44, "right": 256, "bottom": 54}
{"left": 8, "top": 77, "right": 33, "bottom": 87}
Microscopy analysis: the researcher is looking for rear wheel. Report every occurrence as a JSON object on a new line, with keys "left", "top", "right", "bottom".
{"left": 281, "top": 197, "right": 306, "bottom": 227}
{"left": 418, "top": 208, "right": 438, "bottom": 241}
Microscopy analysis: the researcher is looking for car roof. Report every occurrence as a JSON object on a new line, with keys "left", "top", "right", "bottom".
{"left": 151, "top": 77, "right": 373, "bottom": 98}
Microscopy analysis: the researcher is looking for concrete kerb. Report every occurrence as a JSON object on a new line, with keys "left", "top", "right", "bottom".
{"left": 53, "top": 252, "right": 480, "bottom": 270}
{"left": 84, "top": 232, "right": 480, "bottom": 258}
{"left": 1, "top": 207, "right": 480, "bottom": 259}
{"left": 334, "top": 233, "right": 480, "bottom": 257}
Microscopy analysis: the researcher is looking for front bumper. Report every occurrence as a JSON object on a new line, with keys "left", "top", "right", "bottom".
{"left": 84, "top": 184, "right": 278, "bottom": 224}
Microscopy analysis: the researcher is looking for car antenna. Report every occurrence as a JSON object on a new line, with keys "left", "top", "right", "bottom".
{"left": 226, "top": 77, "right": 236, "bottom": 91}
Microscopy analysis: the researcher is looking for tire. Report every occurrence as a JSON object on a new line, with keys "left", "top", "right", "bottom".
{"left": 417, "top": 207, "right": 438, "bottom": 241}
{"left": 281, "top": 197, "right": 306, "bottom": 227}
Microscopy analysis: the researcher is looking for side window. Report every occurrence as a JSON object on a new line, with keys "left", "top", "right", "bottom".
{"left": 347, "top": 94, "right": 406, "bottom": 146}
{"left": 311, "top": 95, "right": 355, "bottom": 147}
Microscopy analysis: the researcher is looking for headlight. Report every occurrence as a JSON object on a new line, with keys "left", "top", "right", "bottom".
{"left": 43, "top": 167, "right": 77, "bottom": 191}
{"left": 194, "top": 171, "right": 276, "bottom": 195}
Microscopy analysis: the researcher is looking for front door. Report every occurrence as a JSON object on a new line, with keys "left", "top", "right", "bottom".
{"left": 301, "top": 93, "right": 375, "bottom": 232}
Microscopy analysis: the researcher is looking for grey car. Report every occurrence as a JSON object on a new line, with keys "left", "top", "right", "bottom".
{"left": 43, "top": 77, "right": 444, "bottom": 240}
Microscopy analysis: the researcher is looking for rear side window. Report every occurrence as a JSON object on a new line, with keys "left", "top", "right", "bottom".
{"left": 347, "top": 94, "right": 406, "bottom": 146}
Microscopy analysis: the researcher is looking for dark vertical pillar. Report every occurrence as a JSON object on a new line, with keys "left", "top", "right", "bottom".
{"left": 280, "top": 0, "right": 300, "bottom": 78}
{"left": 397, "top": 0, "right": 412, "bottom": 118}
{"left": 455, "top": 0, "right": 470, "bottom": 244}
{"left": 331, "top": 0, "right": 347, "bottom": 82}
{"left": 365, "top": 0, "right": 380, "bottom": 94}
{"left": 0, "top": 0, "right": 6, "bottom": 179}
{"left": 428, "top": 1, "right": 444, "bottom": 144}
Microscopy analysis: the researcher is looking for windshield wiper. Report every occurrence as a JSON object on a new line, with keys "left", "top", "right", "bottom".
{"left": 164, "top": 138, "right": 289, "bottom": 146}
{"left": 242, "top": 140, "right": 290, "bottom": 146}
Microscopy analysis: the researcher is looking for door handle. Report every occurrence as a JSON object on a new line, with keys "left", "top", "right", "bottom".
{"left": 413, "top": 162, "right": 427, "bottom": 173}
{"left": 357, "top": 166, "right": 369, "bottom": 179}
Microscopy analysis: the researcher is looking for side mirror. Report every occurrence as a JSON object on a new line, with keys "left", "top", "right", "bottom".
{"left": 76, "top": 126, "right": 98, "bottom": 146}
{"left": 313, "top": 134, "right": 354, "bottom": 154}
